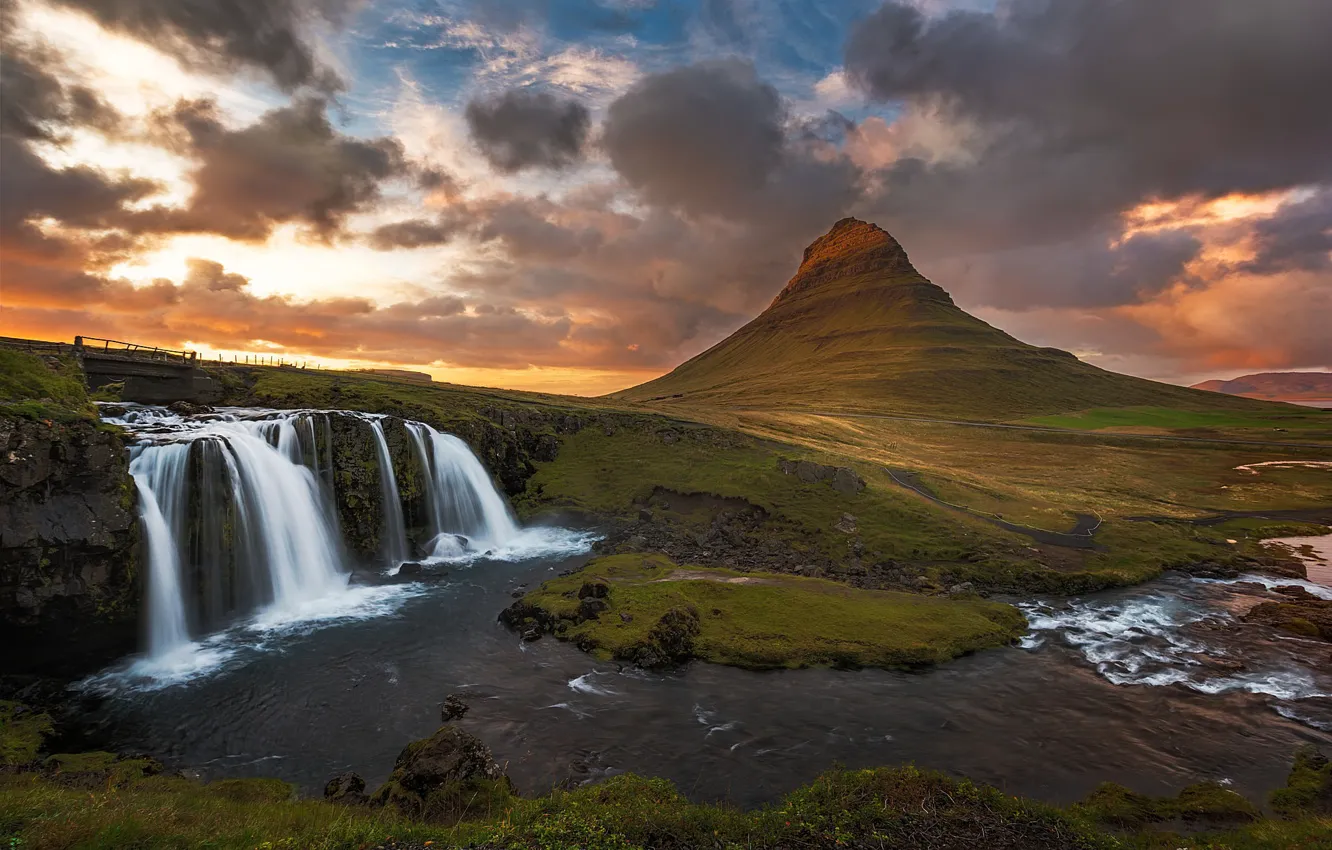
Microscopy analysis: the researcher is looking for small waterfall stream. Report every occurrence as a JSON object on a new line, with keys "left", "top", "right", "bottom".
{"left": 407, "top": 422, "right": 519, "bottom": 557}
{"left": 105, "top": 405, "right": 549, "bottom": 672}
{"left": 365, "top": 418, "right": 410, "bottom": 567}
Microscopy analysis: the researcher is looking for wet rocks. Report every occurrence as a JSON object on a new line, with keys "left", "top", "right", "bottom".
{"left": 324, "top": 771, "right": 367, "bottom": 805}
{"left": 1243, "top": 595, "right": 1332, "bottom": 641}
{"left": 439, "top": 694, "right": 469, "bottom": 722}
{"left": 166, "top": 400, "right": 214, "bottom": 416}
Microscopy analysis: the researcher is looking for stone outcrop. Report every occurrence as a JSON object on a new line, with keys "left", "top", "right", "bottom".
{"left": 777, "top": 459, "right": 865, "bottom": 495}
{"left": 1243, "top": 586, "right": 1332, "bottom": 641}
{"left": 369, "top": 724, "right": 510, "bottom": 820}
{"left": 0, "top": 416, "right": 138, "bottom": 675}
{"left": 772, "top": 217, "right": 918, "bottom": 304}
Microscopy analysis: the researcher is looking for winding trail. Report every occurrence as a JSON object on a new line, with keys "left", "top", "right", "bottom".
{"left": 886, "top": 467, "right": 1102, "bottom": 549}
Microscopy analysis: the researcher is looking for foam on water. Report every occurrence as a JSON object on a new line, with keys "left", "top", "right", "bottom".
{"left": 1019, "top": 579, "right": 1332, "bottom": 712}
{"left": 1197, "top": 573, "right": 1332, "bottom": 601}
{"left": 569, "top": 672, "right": 618, "bottom": 696}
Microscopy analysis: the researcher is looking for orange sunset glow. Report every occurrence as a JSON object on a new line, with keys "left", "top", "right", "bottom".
{"left": 2, "top": 0, "right": 1329, "bottom": 392}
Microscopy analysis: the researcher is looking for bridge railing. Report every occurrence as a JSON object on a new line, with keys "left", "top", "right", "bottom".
{"left": 74, "top": 336, "right": 196, "bottom": 363}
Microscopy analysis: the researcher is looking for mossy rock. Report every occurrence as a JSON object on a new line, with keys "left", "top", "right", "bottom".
{"left": 1077, "top": 780, "right": 1258, "bottom": 829}
{"left": 1270, "top": 744, "right": 1332, "bottom": 818}
{"left": 1175, "top": 781, "right": 1260, "bottom": 822}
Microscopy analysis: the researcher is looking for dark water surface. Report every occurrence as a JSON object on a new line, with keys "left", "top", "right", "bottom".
{"left": 84, "top": 554, "right": 1332, "bottom": 809}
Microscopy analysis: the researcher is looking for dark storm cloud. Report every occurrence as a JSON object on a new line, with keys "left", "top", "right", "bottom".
{"left": 602, "top": 59, "right": 786, "bottom": 217}
{"left": 152, "top": 97, "right": 408, "bottom": 241}
{"left": 464, "top": 89, "right": 590, "bottom": 173}
{"left": 844, "top": 0, "right": 1332, "bottom": 254}
{"left": 49, "top": 0, "right": 355, "bottom": 91}
{"left": 928, "top": 228, "right": 1204, "bottom": 311}
{"left": 1241, "top": 190, "right": 1332, "bottom": 276}
{"left": 368, "top": 217, "right": 465, "bottom": 250}
{"left": 0, "top": 137, "right": 158, "bottom": 233}
{"left": 0, "top": 48, "right": 118, "bottom": 142}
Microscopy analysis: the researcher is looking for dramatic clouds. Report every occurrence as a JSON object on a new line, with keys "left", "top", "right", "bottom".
{"left": 151, "top": 97, "right": 409, "bottom": 241}
{"left": 1, "top": 0, "right": 1328, "bottom": 388}
{"left": 603, "top": 60, "right": 787, "bottom": 217}
{"left": 465, "top": 88, "right": 590, "bottom": 172}
{"left": 48, "top": 0, "right": 355, "bottom": 91}
{"left": 840, "top": 0, "right": 1332, "bottom": 373}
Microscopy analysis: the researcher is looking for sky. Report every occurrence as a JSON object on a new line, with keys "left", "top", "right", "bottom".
{"left": 1, "top": 0, "right": 1329, "bottom": 395}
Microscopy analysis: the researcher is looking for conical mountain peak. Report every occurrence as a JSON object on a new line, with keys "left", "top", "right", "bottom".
{"left": 616, "top": 216, "right": 1237, "bottom": 419}
{"left": 774, "top": 217, "right": 918, "bottom": 305}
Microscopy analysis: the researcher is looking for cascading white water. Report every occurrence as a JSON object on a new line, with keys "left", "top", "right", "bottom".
{"left": 219, "top": 422, "right": 346, "bottom": 608}
{"left": 102, "top": 404, "right": 591, "bottom": 682}
{"left": 406, "top": 422, "right": 519, "bottom": 557}
{"left": 128, "top": 444, "right": 192, "bottom": 657}
{"left": 119, "top": 409, "right": 351, "bottom": 661}
{"left": 365, "top": 418, "right": 409, "bottom": 566}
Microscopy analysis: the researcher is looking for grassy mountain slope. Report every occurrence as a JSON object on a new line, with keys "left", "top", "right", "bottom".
{"left": 1193, "top": 371, "right": 1332, "bottom": 401}
{"left": 615, "top": 219, "right": 1282, "bottom": 420}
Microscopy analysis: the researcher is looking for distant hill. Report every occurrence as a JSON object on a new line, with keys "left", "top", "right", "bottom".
{"left": 1193, "top": 372, "right": 1332, "bottom": 402}
{"left": 614, "top": 218, "right": 1278, "bottom": 420}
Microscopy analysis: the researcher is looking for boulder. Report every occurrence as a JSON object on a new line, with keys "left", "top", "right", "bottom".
{"left": 439, "top": 694, "right": 469, "bottom": 722}
{"left": 397, "top": 562, "right": 424, "bottom": 576}
{"left": 577, "top": 581, "right": 610, "bottom": 599}
{"left": 626, "top": 606, "right": 700, "bottom": 669}
{"left": 324, "top": 771, "right": 367, "bottom": 805}
{"left": 778, "top": 458, "right": 865, "bottom": 495}
{"left": 370, "top": 725, "right": 510, "bottom": 820}
{"left": 577, "top": 597, "right": 609, "bottom": 621}
{"left": 166, "top": 400, "right": 214, "bottom": 416}
{"left": 834, "top": 513, "right": 858, "bottom": 534}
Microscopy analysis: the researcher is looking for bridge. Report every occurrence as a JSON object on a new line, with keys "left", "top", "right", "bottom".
{"left": 0, "top": 336, "right": 220, "bottom": 404}
{"left": 72, "top": 337, "right": 221, "bottom": 404}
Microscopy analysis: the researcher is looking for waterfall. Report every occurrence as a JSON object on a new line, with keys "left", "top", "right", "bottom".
{"left": 406, "top": 422, "right": 519, "bottom": 557}
{"left": 104, "top": 404, "right": 581, "bottom": 674}
{"left": 366, "top": 418, "right": 410, "bottom": 566}
{"left": 129, "top": 444, "right": 191, "bottom": 657}
{"left": 122, "top": 410, "right": 351, "bottom": 661}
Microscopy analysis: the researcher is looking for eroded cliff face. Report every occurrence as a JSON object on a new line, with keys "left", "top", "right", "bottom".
{"left": 0, "top": 416, "right": 139, "bottom": 675}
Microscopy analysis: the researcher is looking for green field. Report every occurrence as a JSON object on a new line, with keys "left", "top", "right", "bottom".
{"left": 1022, "top": 405, "right": 1332, "bottom": 437}
{"left": 517, "top": 553, "right": 1026, "bottom": 669}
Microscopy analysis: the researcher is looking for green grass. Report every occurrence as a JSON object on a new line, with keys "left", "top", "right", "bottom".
{"left": 6, "top": 759, "right": 1331, "bottom": 850}
{"left": 0, "top": 702, "right": 53, "bottom": 767}
{"left": 519, "top": 553, "right": 1027, "bottom": 669}
{"left": 1022, "top": 405, "right": 1331, "bottom": 436}
{"left": 516, "top": 420, "right": 1029, "bottom": 565}
{"left": 0, "top": 765, "right": 1117, "bottom": 850}
{"left": 0, "top": 350, "right": 95, "bottom": 421}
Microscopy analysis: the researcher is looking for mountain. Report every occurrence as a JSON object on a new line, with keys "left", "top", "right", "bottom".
{"left": 1193, "top": 372, "right": 1332, "bottom": 402}
{"left": 614, "top": 218, "right": 1275, "bottom": 420}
